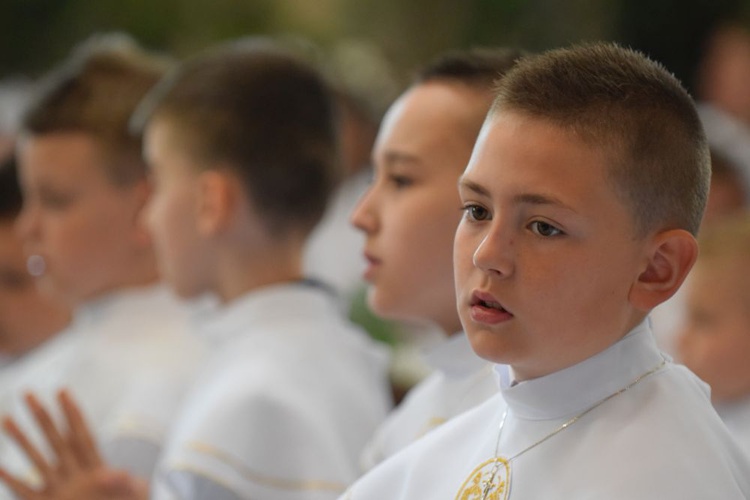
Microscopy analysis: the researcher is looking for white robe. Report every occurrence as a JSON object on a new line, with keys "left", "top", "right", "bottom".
{"left": 342, "top": 319, "right": 750, "bottom": 499}
{"left": 0, "top": 284, "right": 207, "bottom": 491}
{"left": 716, "top": 395, "right": 750, "bottom": 460}
{"left": 152, "top": 282, "right": 392, "bottom": 500}
{"left": 360, "top": 332, "right": 498, "bottom": 470}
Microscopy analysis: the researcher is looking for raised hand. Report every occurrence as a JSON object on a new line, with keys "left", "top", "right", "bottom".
{"left": 0, "top": 390, "right": 147, "bottom": 500}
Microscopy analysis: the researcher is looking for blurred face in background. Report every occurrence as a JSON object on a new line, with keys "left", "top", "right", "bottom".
{"left": 142, "top": 118, "right": 215, "bottom": 300}
{"left": 677, "top": 258, "right": 750, "bottom": 403}
{"left": 15, "top": 132, "right": 153, "bottom": 306}
{"left": 351, "top": 81, "right": 489, "bottom": 334}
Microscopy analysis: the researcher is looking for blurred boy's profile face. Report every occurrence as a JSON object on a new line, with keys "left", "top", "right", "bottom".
{"left": 678, "top": 260, "right": 750, "bottom": 403}
{"left": 143, "top": 119, "right": 212, "bottom": 299}
{"left": 0, "top": 220, "right": 68, "bottom": 355}
{"left": 455, "top": 112, "right": 650, "bottom": 380}
{"left": 351, "top": 82, "right": 487, "bottom": 333}
{"left": 15, "top": 132, "right": 149, "bottom": 306}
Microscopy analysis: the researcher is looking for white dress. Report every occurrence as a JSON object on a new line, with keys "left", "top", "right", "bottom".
{"left": 716, "top": 395, "right": 750, "bottom": 460}
{"left": 152, "top": 282, "right": 392, "bottom": 500}
{"left": 0, "top": 284, "right": 207, "bottom": 489}
{"left": 360, "top": 332, "right": 498, "bottom": 470}
{"left": 342, "top": 319, "right": 750, "bottom": 499}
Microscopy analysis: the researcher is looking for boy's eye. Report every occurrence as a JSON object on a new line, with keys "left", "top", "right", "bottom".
{"left": 38, "top": 191, "right": 74, "bottom": 210}
{"left": 529, "top": 220, "right": 563, "bottom": 237}
{"left": 462, "top": 204, "right": 490, "bottom": 222}
{"left": 387, "top": 174, "right": 413, "bottom": 189}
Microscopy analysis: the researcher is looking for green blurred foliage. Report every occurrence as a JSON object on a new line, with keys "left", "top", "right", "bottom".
{"left": 0, "top": 0, "right": 275, "bottom": 76}
{"left": 348, "top": 285, "right": 401, "bottom": 347}
{"left": 0, "top": 0, "right": 747, "bottom": 91}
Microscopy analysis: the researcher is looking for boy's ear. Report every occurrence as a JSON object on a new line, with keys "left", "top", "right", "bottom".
{"left": 629, "top": 229, "right": 698, "bottom": 311}
{"left": 195, "top": 170, "right": 235, "bottom": 236}
{"left": 131, "top": 178, "right": 153, "bottom": 248}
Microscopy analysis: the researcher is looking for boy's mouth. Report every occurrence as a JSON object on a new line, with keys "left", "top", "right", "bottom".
{"left": 469, "top": 291, "right": 513, "bottom": 324}
{"left": 470, "top": 291, "right": 508, "bottom": 310}
{"left": 362, "top": 251, "right": 381, "bottom": 281}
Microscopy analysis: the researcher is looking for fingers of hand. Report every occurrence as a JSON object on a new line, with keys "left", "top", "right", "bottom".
{"left": 57, "top": 390, "right": 102, "bottom": 469}
{"left": 2, "top": 416, "right": 56, "bottom": 485}
{"left": 24, "top": 393, "right": 78, "bottom": 475}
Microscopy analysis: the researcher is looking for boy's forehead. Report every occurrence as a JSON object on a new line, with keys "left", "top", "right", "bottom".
{"left": 143, "top": 118, "right": 180, "bottom": 162}
{"left": 461, "top": 111, "right": 635, "bottom": 217}
{"left": 472, "top": 111, "right": 614, "bottom": 173}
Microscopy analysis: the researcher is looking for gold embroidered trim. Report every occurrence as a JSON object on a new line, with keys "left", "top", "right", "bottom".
{"left": 185, "top": 441, "right": 348, "bottom": 492}
{"left": 109, "top": 415, "right": 168, "bottom": 442}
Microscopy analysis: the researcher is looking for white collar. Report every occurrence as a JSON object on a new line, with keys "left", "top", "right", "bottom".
{"left": 193, "top": 281, "right": 335, "bottom": 346}
{"left": 494, "top": 318, "right": 666, "bottom": 420}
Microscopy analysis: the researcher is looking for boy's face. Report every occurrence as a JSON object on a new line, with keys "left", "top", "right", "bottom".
{"left": 16, "top": 133, "right": 151, "bottom": 306}
{"left": 0, "top": 219, "right": 68, "bottom": 355}
{"left": 143, "top": 119, "right": 212, "bottom": 299}
{"left": 351, "top": 82, "right": 487, "bottom": 333}
{"left": 455, "top": 111, "right": 649, "bottom": 380}
{"left": 678, "top": 260, "right": 750, "bottom": 403}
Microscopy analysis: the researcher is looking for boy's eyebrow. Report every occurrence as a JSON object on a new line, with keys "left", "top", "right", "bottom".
{"left": 458, "top": 177, "right": 490, "bottom": 198}
{"left": 459, "top": 177, "right": 578, "bottom": 213}
{"left": 381, "top": 151, "right": 422, "bottom": 167}
{"left": 513, "top": 193, "right": 578, "bottom": 213}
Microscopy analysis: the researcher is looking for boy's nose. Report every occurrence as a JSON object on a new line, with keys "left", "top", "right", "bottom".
{"left": 350, "top": 187, "right": 378, "bottom": 234}
{"left": 14, "top": 203, "right": 39, "bottom": 242}
{"left": 472, "top": 223, "right": 514, "bottom": 278}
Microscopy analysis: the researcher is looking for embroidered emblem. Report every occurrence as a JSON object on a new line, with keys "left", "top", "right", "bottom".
{"left": 455, "top": 457, "right": 510, "bottom": 500}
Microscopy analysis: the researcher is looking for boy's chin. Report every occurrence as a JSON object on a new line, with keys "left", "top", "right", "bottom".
{"left": 463, "top": 327, "right": 512, "bottom": 365}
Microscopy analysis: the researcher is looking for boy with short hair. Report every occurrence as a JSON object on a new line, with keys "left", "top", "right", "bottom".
{"left": 353, "top": 48, "right": 523, "bottom": 469}
{"left": 343, "top": 42, "right": 750, "bottom": 498}
{"left": 677, "top": 212, "right": 750, "bottom": 457}
{"left": 6, "top": 34, "right": 205, "bottom": 479}
{"left": 0, "top": 39, "right": 391, "bottom": 500}
{"left": 139, "top": 40, "right": 390, "bottom": 500}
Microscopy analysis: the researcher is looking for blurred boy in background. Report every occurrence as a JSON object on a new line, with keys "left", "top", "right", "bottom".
{"left": 353, "top": 47, "right": 523, "bottom": 469}
{"left": 678, "top": 212, "right": 750, "bottom": 457}
{"left": 4, "top": 34, "right": 206, "bottom": 482}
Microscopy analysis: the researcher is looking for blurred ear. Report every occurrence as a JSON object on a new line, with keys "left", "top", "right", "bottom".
{"left": 195, "top": 170, "right": 235, "bottom": 237}
{"left": 130, "top": 178, "right": 153, "bottom": 248}
{"left": 629, "top": 229, "right": 698, "bottom": 311}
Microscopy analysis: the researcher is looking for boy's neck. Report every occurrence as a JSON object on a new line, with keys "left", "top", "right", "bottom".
{"left": 214, "top": 238, "right": 306, "bottom": 304}
{"left": 511, "top": 312, "right": 649, "bottom": 382}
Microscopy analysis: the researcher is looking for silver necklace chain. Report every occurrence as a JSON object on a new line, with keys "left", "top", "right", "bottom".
{"left": 481, "top": 356, "right": 667, "bottom": 499}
